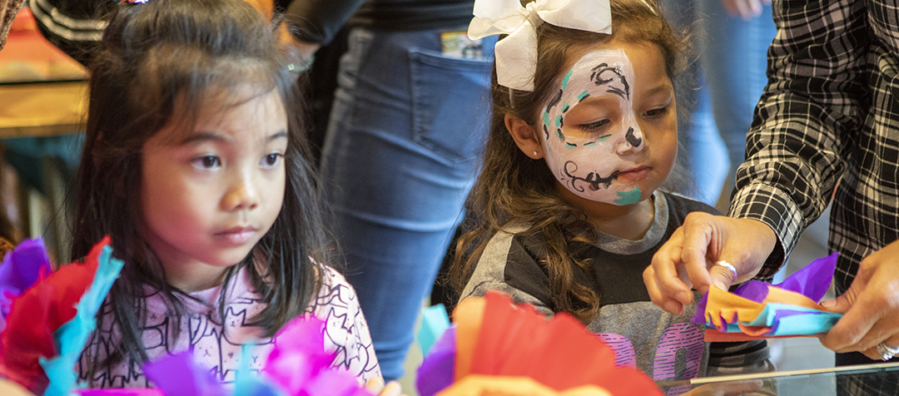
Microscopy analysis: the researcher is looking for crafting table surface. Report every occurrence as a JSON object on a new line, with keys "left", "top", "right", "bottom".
{"left": 657, "top": 361, "right": 899, "bottom": 395}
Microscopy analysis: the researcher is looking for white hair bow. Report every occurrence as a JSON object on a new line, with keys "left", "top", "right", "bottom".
{"left": 468, "top": 0, "right": 612, "bottom": 91}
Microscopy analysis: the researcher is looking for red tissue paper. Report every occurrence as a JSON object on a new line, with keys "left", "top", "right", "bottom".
{"left": 0, "top": 237, "right": 113, "bottom": 394}
{"left": 419, "top": 291, "right": 662, "bottom": 396}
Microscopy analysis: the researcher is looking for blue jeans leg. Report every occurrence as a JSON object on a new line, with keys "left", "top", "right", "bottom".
{"left": 320, "top": 27, "right": 495, "bottom": 381}
{"left": 699, "top": 0, "right": 777, "bottom": 191}
{"left": 685, "top": 88, "right": 729, "bottom": 205}
{"left": 659, "top": 0, "right": 729, "bottom": 206}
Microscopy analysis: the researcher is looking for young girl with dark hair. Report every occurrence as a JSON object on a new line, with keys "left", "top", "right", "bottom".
{"left": 64, "top": 0, "right": 388, "bottom": 390}
{"left": 452, "top": 0, "right": 773, "bottom": 387}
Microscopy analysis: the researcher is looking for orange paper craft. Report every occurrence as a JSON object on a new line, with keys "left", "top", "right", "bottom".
{"left": 457, "top": 292, "right": 661, "bottom": 395}
{"left": 470, "top": 293, "right": 546, "bottom": 376}
{"left": 452, "top": 297, "right": 486, "bottom": 380}
{"left": 703, "top": 285, "right": 826, "bottom": 329}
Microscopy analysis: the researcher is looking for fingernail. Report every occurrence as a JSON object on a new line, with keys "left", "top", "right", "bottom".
{"left": 675, "top": 291, "right": 692, "bottom": 304}
{"left": 664, "top": 301, "right": 682, "bottom": 314}
{"left": 821, "top": 299, "right": 835, "bottom": 309}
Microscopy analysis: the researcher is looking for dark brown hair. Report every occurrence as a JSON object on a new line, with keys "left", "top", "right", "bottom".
{"left": 451, "top": 0, "right": 689, "bottom": 324}
{"left": 71, "top": 0, "right": 327, "bottom": 373}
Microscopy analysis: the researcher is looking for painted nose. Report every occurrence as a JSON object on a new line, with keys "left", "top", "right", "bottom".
{"left": 616, "top": 126, "right": 645, "bottom": 155}
{"left": 222, "top": 172, "right": 259, "bottom": 211}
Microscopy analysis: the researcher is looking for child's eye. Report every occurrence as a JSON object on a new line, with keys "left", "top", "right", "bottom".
{"left": 191, "top": 155, "right": 221, "bottom": 170}
{"left": 261, "top": 153, "right": 283, "bottom": 168}
{"left": 644, "top": 105, "right": 670, "bottom": 118}
{"left": 579, "top": 119, "right": 610, "bottom": 132}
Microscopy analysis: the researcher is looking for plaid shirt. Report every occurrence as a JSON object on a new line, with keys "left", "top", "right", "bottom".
{"left": 730, "top": 0, "right": 899, "bottom": 300}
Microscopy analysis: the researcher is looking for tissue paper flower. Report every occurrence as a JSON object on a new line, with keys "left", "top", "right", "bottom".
{"left": 259, "top": 315, "right": 370, "bottom": 396}
{"left": 416, "top": 291, "right": 662, "bottom": 396}
{"left": 0, "top": 238, "right": 52, "bottom": 334}
{"left": 0, "top": 237, "right": 372, "bottom": 396}
{"left": 693, "top": 253, "right": 843, "bottom": 342}
{"left": 78, "top": 315, "right": 372, "bottom": 396}
{"left": 0, "top": 237, "right": 123, "bottom": 395}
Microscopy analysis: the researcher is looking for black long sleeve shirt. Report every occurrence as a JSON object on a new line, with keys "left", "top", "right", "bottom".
{"left": 283, "top": 0, "right": 474, "bottom": 45}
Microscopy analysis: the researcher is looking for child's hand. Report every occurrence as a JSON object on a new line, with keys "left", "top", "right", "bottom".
{"left": 364, "top": 376, "right": 404, "bottom": 396}
{"left": 0, "top": 379, "right": 35, "bottom": 396}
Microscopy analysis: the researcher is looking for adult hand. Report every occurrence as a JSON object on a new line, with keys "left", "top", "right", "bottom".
{"left": 719, "top": 0, "right": 770, "bottom": 20}
{"left": 644, "top": 212, "right": 777, "bottom": 315}
{"left": 819, "top": 239, "right": 899, "bottom": 360}
{"left": 365, "top": 377, "right": 405, "bottom": 396}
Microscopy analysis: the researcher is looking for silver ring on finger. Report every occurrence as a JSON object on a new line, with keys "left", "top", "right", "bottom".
{"left": 877, "top": 342, "right": 899, "bottom": 361}
{"left": 713, "top": 261, "right": 738, "bottom": 282}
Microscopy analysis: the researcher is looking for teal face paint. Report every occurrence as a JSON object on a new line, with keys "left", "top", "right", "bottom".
{"left": 614, "top": 188, "right": 642, "bottom": 205}
{"left": 540, "top": 49, "right": 646, "bottom": 206}
{"left": 562, "top": 70, "right": 573, "bottom": 89}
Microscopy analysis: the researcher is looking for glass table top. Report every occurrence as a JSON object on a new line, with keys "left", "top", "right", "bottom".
{"left": 657, "top": 362, "right": 899, "bottom": 395}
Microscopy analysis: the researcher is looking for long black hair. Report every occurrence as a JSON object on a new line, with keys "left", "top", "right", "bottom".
{"left": 71, "top": 0, "right": 327, "bottom": 373}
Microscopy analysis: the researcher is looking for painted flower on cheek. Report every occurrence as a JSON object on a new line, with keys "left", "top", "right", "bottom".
{"left": 541, "top": 49, "right": 645, "bottom": 206}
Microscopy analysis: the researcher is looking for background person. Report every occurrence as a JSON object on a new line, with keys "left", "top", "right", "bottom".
{"left": 644, "top": 0, "right": 899, "bottom": 392}
{"left": 285, "top": 0, "right": 496, "bottom": 382}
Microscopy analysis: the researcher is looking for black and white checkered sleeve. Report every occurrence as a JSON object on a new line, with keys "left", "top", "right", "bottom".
{"left": 729, "top": 0, "right": 871, "bottom": 277}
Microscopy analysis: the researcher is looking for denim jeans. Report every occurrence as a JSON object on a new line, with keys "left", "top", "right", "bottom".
{"left": 699, "top": 0, "right": 777, "bottom": 201}
{"left": 320, "top": 27, "right": 495, "bottom": 381}
{"left": 660, "top": 0, "right": 776, "bottom": 205}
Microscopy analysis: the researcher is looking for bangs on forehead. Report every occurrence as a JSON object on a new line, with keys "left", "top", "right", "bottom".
{"left": 138, "top": 48, "right": 282, "bottom": 144}
{"left": 163, "top": 82, "right": 283, "bottom": 144}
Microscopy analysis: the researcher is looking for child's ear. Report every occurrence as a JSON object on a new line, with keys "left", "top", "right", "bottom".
{"left": 504, "top": 113, "right": 544, "bottom": 160}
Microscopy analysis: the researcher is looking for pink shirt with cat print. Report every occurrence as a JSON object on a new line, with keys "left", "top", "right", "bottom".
{"left": 77, "top": 265, "right": 381, "bottom": 388}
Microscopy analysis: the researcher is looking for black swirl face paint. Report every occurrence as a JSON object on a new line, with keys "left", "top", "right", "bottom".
{"left": 539, "top": 49, "right": 646, "bottom": 205}
{"left": 591, "top": 63, "right": 630, "bottom": 100}
{"left": 564, "top": 161, "right": 618, "bottom": 192}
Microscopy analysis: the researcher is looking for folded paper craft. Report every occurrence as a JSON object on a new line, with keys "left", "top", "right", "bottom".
{"left": 74, "top": 315, "right": 372, "bottom": 396}
{"left": 77, "top": 390, "right": 164, "bottom": 396}
{"left": 693, "top": 253, "right": 843, "bottom": 341}
{"left": 0, "top": 238, "right": 370, "bottom": 396}
{"left": 416, "top": 327, "right": 456, "bottom": 396}
{"left": 142, "top": 353, "right": 227, "bottom": 396}
{"left": 0, "top": 237, "right": 122, "bottom": 396}
{"left": 416, "top": 291, "right": 661, "bottom": 396}
{"left": 418, "top": 304, "right": 450, "bottom": 357}
{"left": 0, "top": 238, "right": 52, "bottom": 334}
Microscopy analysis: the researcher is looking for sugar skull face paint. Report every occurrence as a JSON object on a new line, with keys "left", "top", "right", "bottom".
{"left": 540, "top": 49, "right": 647, "bottom": 205}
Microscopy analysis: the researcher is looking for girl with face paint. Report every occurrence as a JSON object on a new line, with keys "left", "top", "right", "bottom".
{"left": 451, "top": 0, "right": 775, "bottom": 388}
{"left": 538, "top": 45, "right": 677, "bottom": 210}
